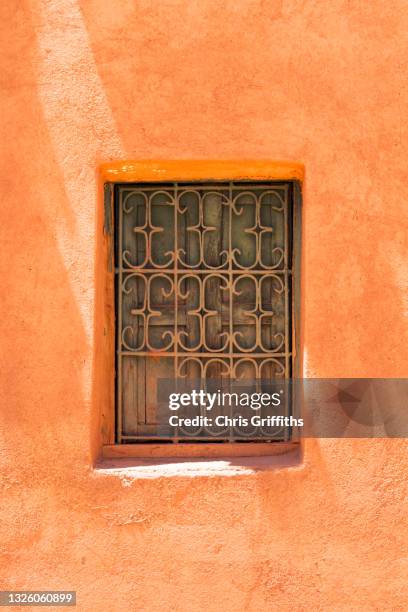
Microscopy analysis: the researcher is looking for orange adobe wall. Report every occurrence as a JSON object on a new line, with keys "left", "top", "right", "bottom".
{"left": 1, "top": 1, "right": 408, "bottom": 611}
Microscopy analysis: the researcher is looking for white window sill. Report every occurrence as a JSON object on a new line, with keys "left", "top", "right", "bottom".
{"left": 94, "top": 446, "right": 302, "bottom": 480}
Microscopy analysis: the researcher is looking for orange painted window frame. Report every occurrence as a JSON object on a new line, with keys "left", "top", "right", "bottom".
{"left": 98, "top": 160, "right": 303, "bottom": 459}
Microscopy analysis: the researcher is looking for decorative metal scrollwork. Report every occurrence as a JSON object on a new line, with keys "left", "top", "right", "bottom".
{"left": 116, "top": 181, "right": 293, "bottom": 440}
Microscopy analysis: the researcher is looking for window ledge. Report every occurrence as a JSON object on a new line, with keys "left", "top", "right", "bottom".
{"left": 95, "top": 443, "right": 301, "bottom": 479}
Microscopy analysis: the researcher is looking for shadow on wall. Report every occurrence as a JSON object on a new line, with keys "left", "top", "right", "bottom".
{"left": 0, "top": 1, "right": 91, "bottom": 476}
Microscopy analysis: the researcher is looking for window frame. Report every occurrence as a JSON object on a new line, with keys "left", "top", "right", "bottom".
{"left": 99, "top": 161, "right": 303, "bottom": 459}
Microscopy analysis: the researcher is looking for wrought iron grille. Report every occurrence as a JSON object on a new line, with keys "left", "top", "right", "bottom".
{"left": 115, "top": 181, "right": 296, "bottom": 442}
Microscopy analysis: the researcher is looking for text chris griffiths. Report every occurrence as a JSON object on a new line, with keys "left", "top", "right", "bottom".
{"left": 168, "top": 414, "right": 304, "bottom": 428}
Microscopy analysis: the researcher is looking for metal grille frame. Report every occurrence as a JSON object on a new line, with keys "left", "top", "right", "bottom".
{"left": 113, "top": 180, "right": 301, "bottom": 444}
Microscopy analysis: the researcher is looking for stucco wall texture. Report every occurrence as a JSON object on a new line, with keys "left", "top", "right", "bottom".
{"left": 1, "top": 1, "right": 408, "bottom": 610}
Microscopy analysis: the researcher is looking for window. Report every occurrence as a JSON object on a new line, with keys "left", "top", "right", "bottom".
{"left": 110, "top": 173, "right": 301, "bottom": 445}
